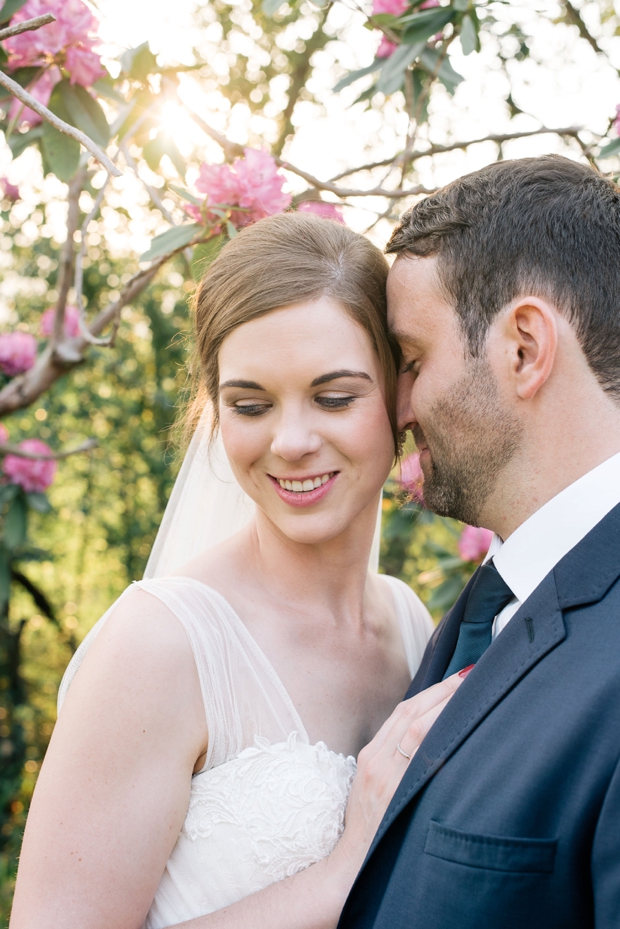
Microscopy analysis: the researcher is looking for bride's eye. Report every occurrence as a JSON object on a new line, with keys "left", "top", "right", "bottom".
{"left": 316, "top": 395, "right": 356, "bottom": 410}
{"left": 232, "top": 402, "right": 271, "bottom": 416}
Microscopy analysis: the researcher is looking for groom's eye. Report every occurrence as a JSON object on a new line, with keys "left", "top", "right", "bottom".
{"left": 400, "top": 359, "right": 419, "bottom": 376}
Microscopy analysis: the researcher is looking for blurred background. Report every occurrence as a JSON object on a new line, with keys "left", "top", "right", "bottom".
{"left": 1, "top": 0, "right": 620, "bottom": 916}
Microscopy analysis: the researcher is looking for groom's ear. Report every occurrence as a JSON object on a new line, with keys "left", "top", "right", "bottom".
{"left": 494, "top": 297, "right": 558, "bottom": 401}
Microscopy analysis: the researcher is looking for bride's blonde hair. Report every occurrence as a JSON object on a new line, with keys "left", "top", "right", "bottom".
{"left": 189, "top": 211, "right": 398, "bottom": 450}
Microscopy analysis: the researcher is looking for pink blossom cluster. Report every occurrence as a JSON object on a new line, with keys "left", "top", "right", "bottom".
{"left": 40, "top": 305, "right": 81, "bottom": 339}
{"left": 188, "top": 149, "right": 292, "bottom": 229}
{"left": 3, "top": 438, "right": 57, "bottom": 493}
{"left": 397, "top": 452, "right": 425, "bottom": 504}
{"left": 614, "top": 104, "right": 620, "bottom": 136}
{"left": 5, "top": 0, "right": 105, "bottom": 127}
{"left": 374, "top": 0, "right": 440, "bottom": 58}
{"left": 0, "top": 332, "right": 37, "bottom": 377}
{"left": 297, "top": 200, "right": 345, "bottom": 223}
{"left": 458, "top": 525, "right": 493, "bottom": 562}
{"left": 0, "top": 177, "right": 19, "bottom": 202}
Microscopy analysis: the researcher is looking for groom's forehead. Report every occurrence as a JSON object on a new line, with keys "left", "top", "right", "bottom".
{"left": 387, "top": 254, "right": 454, "bottom": 339}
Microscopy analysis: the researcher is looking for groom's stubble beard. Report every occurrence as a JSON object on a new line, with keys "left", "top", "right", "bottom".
{"left": 414, "top": 358, "right": 522, "bottom": 527}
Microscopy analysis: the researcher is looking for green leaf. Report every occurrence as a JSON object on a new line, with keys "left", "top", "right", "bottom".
{"left": 419, "top": 46, "right": 464, "bottom": 91}
{"left": 225, "top": 220, "right": 237, "bottom": 238}
{"left": 92, "top": 76, "right": 125, "bottom": 104}
{"left": 427, "top": 575, "right": 465, "bottom": 612}
{"left": 377, "top": 42, "right": 425, "bottom": 95}
{"left": 191, "top": 234, "right": 226, "bottom": 281}
{"left": 8, "top": 124, "right": 43, "bottom": 159}
{"left": 143, "top": 131, "right": 185, "bottom": 177}
{"left": 262, "top": 0, "right": 285, "bottom": 14}
{"left": 140, "top": 222, "right": 204, "bottom": 262}
{"left": 26, "top": 492, "right": 51, "bottom": 514}
{"left": 121, "top": 42, "right": 158, "bottom": 82}
{"left": 0, "top": 484, "right": 18, "bottom": 507}
{"left": 333, "top": 59, "right": 382, "bottom": 93}
{"left": 58, "top": 81, "right": 110, "bottom": 147}
{"left": 169, "top": 183, "right": 201, "bottom": 206}
{"left": 0, "top": 548, "right": 10, "bottom": 607}
{"left": 41, "top": 123, "right": 80, "bottom": 182}
{"left": 459, "top": 13, "right": 479, "bottom": 55}
{"left": 0, "top": 0, "right": 29, "bottom": 21}
{"left": 42, "top": 82, "right": 81, "bottom": 182}
{"left": 452, "top": 0, "right": 469, "bottom": 10}
{"left": 4, "top": 493, "right": 27, "bottom": 550}
{"left": 598, "top": 138, "right": 620, "bottom": 159}
{"left": 401, "top": 8, "right": 455, "bottom": 45}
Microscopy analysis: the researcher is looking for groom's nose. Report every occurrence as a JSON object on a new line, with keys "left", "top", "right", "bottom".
{"left": 396, "top": 372, "right": 417, "bottom": 433}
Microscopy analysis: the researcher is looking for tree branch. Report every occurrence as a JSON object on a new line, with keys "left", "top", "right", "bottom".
{"left": 562, "top": 1, "right": 605, "bottom": 57}
{"left": 51, "top": 167, "right": 85, "bottom": 348}
{"left": 328, "top": 126, "right": 585, "bottom": 181}
{"left": 0, "top": 438, "right": 97, "bottom": 460}
{"left": 0, "top": 13, "right": 55, "bottom": 41}
{"left": 0, "top": 69, "right": 121, "bottom": 177}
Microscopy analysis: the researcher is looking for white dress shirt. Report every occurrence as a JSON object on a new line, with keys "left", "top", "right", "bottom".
{"left": 483, "top": 451, "right": 620, "bottom": 638}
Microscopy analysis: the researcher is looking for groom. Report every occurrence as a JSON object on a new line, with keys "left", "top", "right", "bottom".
{"left": 339, "top": 155, "right": 620, "bottom": 928}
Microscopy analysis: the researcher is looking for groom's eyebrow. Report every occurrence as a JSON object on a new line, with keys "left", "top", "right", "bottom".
{"left": 220, "top": 379, "right": 265, "bottom": 389}
{"left": 311, "top": 370, "right": 372, "bottom": 387}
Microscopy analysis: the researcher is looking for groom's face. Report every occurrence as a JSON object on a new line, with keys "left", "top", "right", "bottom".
{"left": 387, "top": 254, "right": 521, "bottom": 526}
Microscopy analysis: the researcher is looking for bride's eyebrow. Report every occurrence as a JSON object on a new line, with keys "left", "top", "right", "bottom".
{"left": 220, "top": 379, "right": 265, "bottom": 389}
{"left": 311, "top": 370, "right": 372, "bottom": 387}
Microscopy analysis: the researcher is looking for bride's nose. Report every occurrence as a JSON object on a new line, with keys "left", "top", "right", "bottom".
{"left": 270, "top": 412, "right": 322, "bottom": 461}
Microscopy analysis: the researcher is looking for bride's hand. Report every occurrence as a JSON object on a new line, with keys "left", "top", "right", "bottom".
{"left": 328, "top": 669, "right": 470, "bottom": 886}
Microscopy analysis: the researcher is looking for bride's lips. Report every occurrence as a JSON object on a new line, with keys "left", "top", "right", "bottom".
{"left": 268, "top": 472, "right": 339, "bottom": 508}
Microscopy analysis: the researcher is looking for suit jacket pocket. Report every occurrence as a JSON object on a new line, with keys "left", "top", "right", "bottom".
{"left": 425, "top": 820, "right": 557, "bottom": 873}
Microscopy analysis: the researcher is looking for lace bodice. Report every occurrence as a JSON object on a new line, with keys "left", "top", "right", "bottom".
{"left": 58, "top": 575, "right": 433, "bottom": 929}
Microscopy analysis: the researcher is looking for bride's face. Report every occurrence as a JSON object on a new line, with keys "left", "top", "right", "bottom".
{"left": 218, "top": 297, "right": 395, "bottom": 546}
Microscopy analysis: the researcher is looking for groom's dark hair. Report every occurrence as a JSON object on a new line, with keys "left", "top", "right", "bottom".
{"left": 387, "top": 154, "right": 620, "bottom": 401}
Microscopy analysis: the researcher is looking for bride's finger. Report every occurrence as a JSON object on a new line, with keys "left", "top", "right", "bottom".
{"left": 369, "top": 668, "right": 469, "bottom": 752}
{"left": 395, "top": 693, "right": 453, "bottom": 761}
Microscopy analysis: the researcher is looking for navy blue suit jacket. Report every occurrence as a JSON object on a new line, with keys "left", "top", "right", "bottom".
{"left": 338, "top": 502, "right": 620, "bottom": 929}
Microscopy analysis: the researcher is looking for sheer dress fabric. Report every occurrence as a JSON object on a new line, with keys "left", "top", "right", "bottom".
{"left": 57, "top": 574, "right": 433, "bottom": 929}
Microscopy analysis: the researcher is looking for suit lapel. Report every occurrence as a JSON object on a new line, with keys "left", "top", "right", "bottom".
{"left": 371, "top": 500, "right": 620, "bottom": 856}
{"left": 406, "top": 570, "right": 479, "bottom": 697}
{"left": 369, "top": 572, "right": 566, "bottom": 853}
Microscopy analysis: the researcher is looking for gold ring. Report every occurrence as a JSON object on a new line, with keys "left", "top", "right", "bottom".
{"left": 396, "top": 742, "right": 411, "bottom": 760}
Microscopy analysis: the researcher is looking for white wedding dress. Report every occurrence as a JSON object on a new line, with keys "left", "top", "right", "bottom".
{"left": 58, "top": 572, "right": 432, "bottom": 929}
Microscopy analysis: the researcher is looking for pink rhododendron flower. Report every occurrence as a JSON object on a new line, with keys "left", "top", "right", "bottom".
{"left": 8, "top": 67, "right": 60, "bottom": 128}
{"left": 194, "top": 150, "right": 291, "bottom": 228}
{"left": 5, "top": 0, "right": 104, "bottom": 88}
{"left": 65, "top": 45, "right": 105, "bottom": 86}
{"left": 196, "top": 161, "right": 243, "bottom": 211}
{"left": 614, "top": 104, "right": 620, "bottom": 136}
{"left": 372, "top": 0, "right": 407, "bottom": 15}
{"left": 4, "top": 439, "right": 56, "bottom": 492}
{"left": 40, "top": 305, "right": 81, "bottom": 339}
{"left": 458, "top": 525, "right": 493, "bottom": 562}
{"left": 0, "top": 424, "right": 8, "bottom": 445}
{"left": 0, "top": 178, "right": 19, "bottom": 202}
{"left": 397, "top": 452, "right": 425, "bottom": 504}
{"left": 0, "top": 332, "right": 37, "bottom": 377}
{"left": 297, "top": 200, "right": 345, "bottom": 223}
{"left": 377, "top": 36, "right": 399, "bottom": 58}
{"left": 234, "top": 149, "right": 292, "bottom": 222}
{"left": 420, "top": 0, "right": 440, "bottom": 8}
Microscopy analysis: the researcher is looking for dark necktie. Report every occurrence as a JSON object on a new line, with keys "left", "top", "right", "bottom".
{"left": 443, "top": 561, "right": 514, "bottom": 679}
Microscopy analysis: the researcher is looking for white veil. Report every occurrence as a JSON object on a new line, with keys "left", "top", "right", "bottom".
{"left": 144, "top": 405, "right": 382, "bottom": 580}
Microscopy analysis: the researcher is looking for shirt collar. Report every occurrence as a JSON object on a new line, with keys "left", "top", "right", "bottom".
{"left": 483, "top": 451, "right": 620, "bottom": 604}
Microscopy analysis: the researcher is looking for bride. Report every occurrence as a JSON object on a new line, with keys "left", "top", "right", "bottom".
{"left": 10, "top": 212, "right": 465, "bottom": 929}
